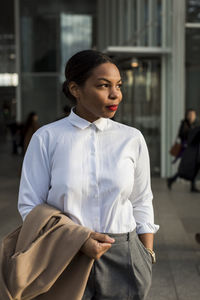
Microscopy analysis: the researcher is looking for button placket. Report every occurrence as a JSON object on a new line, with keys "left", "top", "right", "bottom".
{"left": 89, "top": 125, "right": 100, "bottom": 231}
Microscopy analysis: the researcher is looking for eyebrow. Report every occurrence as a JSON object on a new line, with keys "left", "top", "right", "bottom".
{"left": 97, "top": 77, "right": 122, "bottom": 83}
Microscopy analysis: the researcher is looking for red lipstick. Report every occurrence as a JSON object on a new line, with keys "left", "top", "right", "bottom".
{"left": 107, "top": 105, "right": 118, "bottom": 111}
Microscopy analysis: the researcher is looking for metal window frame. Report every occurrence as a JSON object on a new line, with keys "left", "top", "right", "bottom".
{"left": 185, "top": 23, "right": 200, "bottom": 28}
{"left": 106, "top": 46, "right": 171, "bottom": 55}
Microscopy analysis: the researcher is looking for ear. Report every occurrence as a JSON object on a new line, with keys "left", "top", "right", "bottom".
{"left": 68, "top": 82, "right": 80, "bottom": 100}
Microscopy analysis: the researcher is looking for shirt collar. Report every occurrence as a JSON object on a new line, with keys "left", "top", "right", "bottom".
{"left": 67, "top": 108, "right": 108, "bottom": 131}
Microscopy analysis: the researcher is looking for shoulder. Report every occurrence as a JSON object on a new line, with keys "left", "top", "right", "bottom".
{"left": 34, "top": 117, "right": 71, "bottom": 140}
{"left": 28, "top": 118, "right": 73, "bottom": 151}
{"left": 107, "top": 120, "right": 149, "bottom": 159}
{"left": 108, "top": 119, "right": 143, "bottom": 140}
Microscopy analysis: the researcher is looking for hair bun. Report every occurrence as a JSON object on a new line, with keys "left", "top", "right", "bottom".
{"left": 62, "top": 80, "right": 76, "bottom": 102}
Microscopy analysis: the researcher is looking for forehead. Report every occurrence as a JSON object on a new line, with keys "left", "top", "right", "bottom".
{"left": 188, "top": 111, "right": 196, "bottom": 115}
{"left": 90, "top": 63, "right": 121, "bottom": 80}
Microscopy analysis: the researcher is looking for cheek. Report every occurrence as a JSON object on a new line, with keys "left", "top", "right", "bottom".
{"left": 91, "top": 91, "right": 108, "bottom": 105}
{"left": 80, "top": 90, "right": 95, "bottom": 105}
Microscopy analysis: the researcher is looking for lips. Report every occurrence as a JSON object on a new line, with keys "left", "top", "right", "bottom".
{"left": 107, "top": 105, "right": 118, "bottom": 111}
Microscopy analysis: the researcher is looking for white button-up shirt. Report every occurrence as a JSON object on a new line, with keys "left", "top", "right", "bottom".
{"left": 18, "top": 110, "right": 159, "bottom": 234}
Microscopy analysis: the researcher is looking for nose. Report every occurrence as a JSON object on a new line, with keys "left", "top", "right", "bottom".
{"left": 108, "top": 87, "right": 120, "bottom": 100}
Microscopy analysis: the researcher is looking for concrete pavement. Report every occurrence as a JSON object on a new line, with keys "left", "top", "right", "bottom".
{"left": 148, "top": 178, "right": 200, "bottom": 300}
{"left": 1, "top": 138, "right": 200, "bottom": 300}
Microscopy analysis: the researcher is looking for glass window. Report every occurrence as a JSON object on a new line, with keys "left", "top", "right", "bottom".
{"left": 21, "top": 15, "right": 58, "bottom": 72}
{"left": 186, "top": 0, "right": 200, "bottom": 23}
{"left": 186, "top": 28, "right": 200, "bottom": 112}
{"left": 20, "top": 0, "right": 96, "bottom": 122}
{"left": 20, "top": 0, "right": 96, "bottom": 73}
{"left": 97, "top": 0, "right": 163, "bottom": 48}
{"left": 115, "top": 57, "right": 161, "bottom": 176}
{"left": 60, "top": 14, "right": 92, "bottom": 75}
{"left": 21, "top": 75, "right": 59, "bottom": 124}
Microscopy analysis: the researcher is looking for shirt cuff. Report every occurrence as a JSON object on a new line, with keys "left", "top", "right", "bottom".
{"left": 136, "top": 222, "right": 160, "bottom": 234}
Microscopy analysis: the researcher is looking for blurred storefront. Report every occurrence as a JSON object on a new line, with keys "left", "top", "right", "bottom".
{"left": 0, "top": 0, "right": 199, "bottom": 177}
{"left": 97, "top": 0, "right": 168, "bottom": 176}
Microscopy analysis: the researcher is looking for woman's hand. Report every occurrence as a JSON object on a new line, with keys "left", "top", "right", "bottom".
{"left": 81, "top": 232, "right": 115, "bottom": 259}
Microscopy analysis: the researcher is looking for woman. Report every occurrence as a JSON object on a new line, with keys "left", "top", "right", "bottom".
{"left": 18, "top": 50, "right": 159, "bottom": 300}
{"left": 167, "top": 109, "right": 198, "bottom": 192}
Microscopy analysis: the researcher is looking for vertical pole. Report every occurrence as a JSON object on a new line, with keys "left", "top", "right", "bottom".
{"left": 161, "top": 0, "right": 185, "bottom": 177}
{"left": 171, "top": 0, "right": 185, "bottom": 175}
{"left": 161, "top": 0, "right": 167, "bottom": 177}
{"left": 126, "top": 0, "right": 132, "bottom": 45}
{"left": 161, "top": 54, "right": 171, "bottom": 177}
{"left": 97, "top": 0, "right": 105, "bottom": 51}
{"left": 148, "top": 0, "right": 157, "bottom": 46}
{"left": 14, "top": 0, "right": 22, "bottom": 122}
{"left": 105, "top": 0, "right": 110, "bottom": 48}
{"left": 111, "top": 0, "right": 117, "bottom": 45}
{"left": 162, "top": 0, "right": 167, "bottom": 48}
{"left": 161, "top": 0, "right": 174, "bottom": 177}
{"left": 136, "top": 0, "right": 145, "bottom": 46}
{"left": 118, "top": 0, "right": 124, "bottom": 46}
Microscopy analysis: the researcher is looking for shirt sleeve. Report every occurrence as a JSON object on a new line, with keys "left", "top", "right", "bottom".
{"left": 130, "top": 132, "right": 159, "bottom": 234}
{"left": 18, "top": 133, "right": 51, "bottom": 221}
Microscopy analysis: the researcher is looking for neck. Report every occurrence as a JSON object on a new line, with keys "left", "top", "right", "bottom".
{"left": 74, "top": 106, "right": 99, "bottom": 123}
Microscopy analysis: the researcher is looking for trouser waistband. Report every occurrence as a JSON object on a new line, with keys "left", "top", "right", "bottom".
{"left": 103, "top": 229, "right": 137, "bottom": 242}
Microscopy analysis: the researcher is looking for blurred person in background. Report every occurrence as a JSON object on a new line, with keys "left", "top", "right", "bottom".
{"left": 167, "top": 108, "right": 199, "bottom": 192}
{"left": 7, "top": 119, "right": 21, "bottom": 155}
{"left": 22, "top": 112, "right": 40, "bottom": 154}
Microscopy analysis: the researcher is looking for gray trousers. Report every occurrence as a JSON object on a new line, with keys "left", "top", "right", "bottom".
{"left": 82, "top": 230, "right": 152, "bottom": 300}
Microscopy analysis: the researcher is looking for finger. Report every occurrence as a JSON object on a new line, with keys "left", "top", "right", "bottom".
{"left": 96, "top": 243, "right": 112, "bottom": 256}
{"left": 98, "top": 242, "right": 112, "bottom": 250}
{"left": 91, "top": 232, "right": 115, "bottom": 243}
{"left": 93, "top": 244, "right": 111, "bottom": 259}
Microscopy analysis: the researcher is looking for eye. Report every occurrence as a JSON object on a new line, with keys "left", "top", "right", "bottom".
{"left": 97, "top": 84, "right": 109, "bottom": 88}
{"left": 116, "top": 83, "right": 122, "bottom": 89}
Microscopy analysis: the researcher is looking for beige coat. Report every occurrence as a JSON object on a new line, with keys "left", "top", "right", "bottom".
{"left": 0, "top": 204, "right": 94, "bottom": 300}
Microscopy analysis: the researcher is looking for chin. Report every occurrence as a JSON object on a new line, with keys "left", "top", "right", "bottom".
{"left": 96, "top": 109, "right": 116, "bottom": 119}
{"left": 106, "top": 111, "right": 116, "bottom": 118}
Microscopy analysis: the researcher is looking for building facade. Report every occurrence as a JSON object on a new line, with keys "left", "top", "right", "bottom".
{"left": 12, "top": 0, "right": 200, "bottom": 177}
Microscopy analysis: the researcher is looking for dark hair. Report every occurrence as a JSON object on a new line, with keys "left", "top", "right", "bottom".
{"left": 62, "top": 50, "right": 118, "bottom": 102}
{"left": 63, "top": 104, "right": 71, "bottom": 114}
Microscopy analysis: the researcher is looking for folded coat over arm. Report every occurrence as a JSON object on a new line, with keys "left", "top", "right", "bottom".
{"left": 0, "top": 204, "right": 93, "bottom": 300}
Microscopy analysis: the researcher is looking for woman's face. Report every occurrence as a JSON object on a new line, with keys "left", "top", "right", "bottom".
{"left": 187, "top": 110, "right": 196, "bottom": 124}
{"left": 33, "top": 114, "right": 38, "bottom": 122}
{"left": 71, "top": 62, "right": 123, "bottom": 122}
